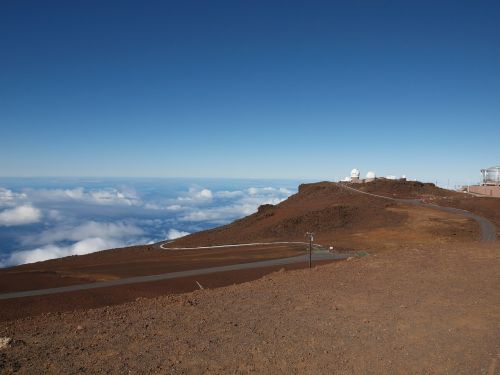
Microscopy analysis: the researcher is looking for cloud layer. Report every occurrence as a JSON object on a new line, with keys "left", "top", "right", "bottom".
{"left": 0, "top": 180, "right": 297, "bottom": 267}
{"left": 166, "top": 228, "right": 190, "bottom": 240}
{"left": 26, "top": 187, "right": 141, "bottom": 206}
{"left": 0, "top": 205, "right": 42, "bottom": 226}
{"left": 2, "top": 220, "right": 145, "bottom": 266}
{"left": 6, "top": 237, "right": 127, "bottom": 266}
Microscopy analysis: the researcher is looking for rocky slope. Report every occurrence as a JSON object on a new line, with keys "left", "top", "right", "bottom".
{"left": 168, "top": 180, "right": 476, "bottom": 248}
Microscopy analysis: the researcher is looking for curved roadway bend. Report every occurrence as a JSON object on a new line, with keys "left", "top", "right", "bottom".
{"left": 337, "top": 183, "right": 497, "bottom": 242}
{"left": 159, "top": 241, "right": 309, "bottom": 250}
{"left": 3, "top": 184, "right": 494, "bottom": 300}
{"left": 0, "top": 250, "right": 346, "bottom": 301}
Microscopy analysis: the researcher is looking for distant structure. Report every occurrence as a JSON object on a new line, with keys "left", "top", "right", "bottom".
{"left": 350, "top": 168, "right": 361, "bottom": 183}
{"left": 365, "top": 171, "right": 376, "bottom": 182}
{"left": 481, "top": 166, "right": 500, "bottom": 186}
{"left": 467, "top": 166, "right": 500, "bottom": 198}
{"left": 341, "top": 169, "right": 408, "bottom": 184}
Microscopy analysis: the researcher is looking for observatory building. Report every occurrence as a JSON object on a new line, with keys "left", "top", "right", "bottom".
{"left": 350, "top": 168, "right": 361, "bottom": 183}
{"left": 467, "top": 166, "right": 500, "bottom": 198}
{"left": 341, "top": 169, "right": 408, "bottom": 184}
{"left": 481, "top": 166, "right": 500, "bottom": 186}
{"left": 365, "top": 171, "right": 376, "bottom": 182}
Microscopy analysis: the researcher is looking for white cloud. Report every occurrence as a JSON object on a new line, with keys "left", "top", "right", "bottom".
{"left": 4, "top": 237, "right": 126, "bottom": 266}
{"left": 177, "top": 188, "right": 214, "bottom": 202}
{"left": 144, "top": 203, "right": 183, "bottom": 211}
{"left": 0, "top": 205, "right": 42, "bottom": 226}
{"left": 247, "top": 186, "right": 292, "bottom": 195}
{"left": 0, "top": 188, "right": 27, "bottom": 207}
{"left": 167, "top": 228, "right": 190, "bottom": 240}
{"left": 215, "top": 190, "right": 245, "bottom": 198}
{"left": 166, "top": 204, "right": 182, "bottom": 211}
{"left": 47, "top": 209, "right": 63, "bottom": 221}
{"left": 0, "top": 183, "right": 297, "bottom": 267}
{"left": 26, "top": 187, "right": 141, "bottom": 206}
{"left": 180, "top": 200, "right": 282, "bottom": 223}
{"left": 197, "top": 189, "right": 213, "bottom": 199}
{"left": 176, "top": 185, "right": 292, "bottom": 223}
{"left": 3, "top": 221, "right": 146, "bottom": 266}
{"left": 26, "top": 221, "right": 144, "bottom": 246}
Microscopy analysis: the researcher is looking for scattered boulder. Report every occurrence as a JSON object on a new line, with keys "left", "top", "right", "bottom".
{"left": 257, "top": 204, "right": 274, "bottom": 215}
{"left": 0, "top": 337, "right": 12, "bottom": 350}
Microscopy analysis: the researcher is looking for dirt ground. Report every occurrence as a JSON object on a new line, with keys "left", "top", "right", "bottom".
{"left": 436, "top": 195, "right": 500, "bottom": 237}
{"left": 1, "top": 181, "right": 481, "bottom": 296}
{"left": 0, "top": 260, "right": 335, "bottom": 323}
{"left": 166, "top": 181, "right": 480, "bottom": 249}
{"left": 0, "top": 180, "right": 498, "bottom": 374}
{"left": 0, "top": 244, "right": 305, "bottom": 293}
{"left": 1, "top": 242, "right": 498, "bottom": 374}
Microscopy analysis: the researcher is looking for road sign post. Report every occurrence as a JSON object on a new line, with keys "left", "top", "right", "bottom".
{"left": 305, "top": 232, "right": 314, "bottom": 268}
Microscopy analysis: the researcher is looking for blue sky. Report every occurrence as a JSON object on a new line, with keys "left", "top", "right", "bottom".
{"left": 1, "top": 1, "right": 499, "bottom": 184}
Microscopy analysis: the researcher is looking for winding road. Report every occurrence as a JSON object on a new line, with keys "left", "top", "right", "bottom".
{"left": 1, "top": 183, "right": 495, "bottom": 300}
{"left": 337, "top": 183, "right": 497, "bottom": 242}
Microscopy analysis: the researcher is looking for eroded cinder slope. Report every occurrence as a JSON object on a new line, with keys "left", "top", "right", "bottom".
{"left": 169, "top": 182, "right": 405, "bottom": 247}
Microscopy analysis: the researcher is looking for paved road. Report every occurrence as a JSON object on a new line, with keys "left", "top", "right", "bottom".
{"left": 4, "top": 183, "right": 493, "bottom": 300}
{"left": 0, "top": 250, "right": 347, "bottom": 300}
{"left": 337, "top": 183, "right": 497, "bottom": 242}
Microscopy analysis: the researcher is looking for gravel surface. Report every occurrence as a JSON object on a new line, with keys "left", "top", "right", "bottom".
{"left": 1, "top": 242, "right": 498, "bottom": 374}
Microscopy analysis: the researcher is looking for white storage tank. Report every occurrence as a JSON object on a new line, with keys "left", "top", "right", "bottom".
{"left": 481, "top": 166, "right": 500, "bottom": 185}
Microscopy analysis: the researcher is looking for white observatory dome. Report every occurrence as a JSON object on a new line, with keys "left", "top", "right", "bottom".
{"left": 350, "top": 168, "right": 360, "bottom": 179}
{"left": 366, "top": 171, "right": 376, "bottom": 179}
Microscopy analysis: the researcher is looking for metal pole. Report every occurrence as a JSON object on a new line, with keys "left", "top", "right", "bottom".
{"left": 309, "top": 235, "right": 312, "bottom": 268}
{"left": 306, "top": 232, "right": 314, "bottom": 269}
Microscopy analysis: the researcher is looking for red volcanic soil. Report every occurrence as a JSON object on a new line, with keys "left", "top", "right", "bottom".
{"left": 0, "top": 180, "right": 487, "bottom": 324}
{"left": 168, "top": 182, "right": 405, "bottom": 247}
{"left": 167, "top": 181, "right": 479, "bottom": 248}
{"left": 0, "top": 180, "right": 483, "bottom": 298}
{"left": 0, "top": 244, "right": 305, "bottom": 293}
{"left": 347, "top": 179, "right": 462, "bottom": 199}
{"left": 0, "top": 180, "right": 498, "bottom": 373}
{"left": 0, "top": 260, "right": 335, "bottom": 323}
{"left": 436, "top": 195, "right": 500, "bottom": 234}
{"left": 0, "top": 242, "right": 498, "bottom": 374}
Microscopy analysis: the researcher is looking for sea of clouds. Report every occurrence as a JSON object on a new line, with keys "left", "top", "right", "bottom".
{"left": 0, "top": 178, "right": 300, "bottom": 267}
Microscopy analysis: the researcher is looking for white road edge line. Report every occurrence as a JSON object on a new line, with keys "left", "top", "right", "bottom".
{"left": 160, "top": 241, "right": 309, "bottom": 250}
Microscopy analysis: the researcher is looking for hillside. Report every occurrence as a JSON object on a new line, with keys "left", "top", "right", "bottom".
{"left": 0, "top": 179, "right": 493, "bottom": 337}
{"left": 436, "top": 195, "right": 500, "bottom": 234}
{"left": 346, "top": 179, "right": 462, "bottom": 199}
{"left": 168, "top": 180, "right": 478, "bottom": 249}
{"left": 2, "top": 241, "right": 498, "bottom": 374}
